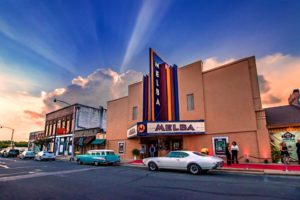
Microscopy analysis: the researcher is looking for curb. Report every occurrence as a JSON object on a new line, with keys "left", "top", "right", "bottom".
{"left": 120, "top": 163, "right": 300, "bottom": 176}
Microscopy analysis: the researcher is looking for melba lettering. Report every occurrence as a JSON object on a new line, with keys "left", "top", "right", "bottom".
{"left": 154, "top": 124, "right": 195, "bottom": 132}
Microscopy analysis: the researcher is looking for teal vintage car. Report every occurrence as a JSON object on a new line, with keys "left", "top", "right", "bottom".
{"left": 76, "top": 150, "right": 120, "bottom": 166}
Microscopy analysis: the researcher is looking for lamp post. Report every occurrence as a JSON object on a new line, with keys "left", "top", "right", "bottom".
{"left": 0, "top": 125, "right": 15, "bottom": 149}
{"left": 53, "top": 98, "right": 77, "bottom": 161}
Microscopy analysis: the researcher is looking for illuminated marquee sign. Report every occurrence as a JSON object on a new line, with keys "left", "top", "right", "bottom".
{"left": 126, "top": 120, "right": 205, "bottom": 138}
{"left": 143, "top": 49, "right": 179, "bottom": 122}
{"left": 147, "top": 121, "right": 205, "bottom": 134}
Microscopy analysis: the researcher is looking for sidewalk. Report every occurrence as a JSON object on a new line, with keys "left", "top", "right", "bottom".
{"left": 121, "top": 160, "right": 300, "bottom": 176}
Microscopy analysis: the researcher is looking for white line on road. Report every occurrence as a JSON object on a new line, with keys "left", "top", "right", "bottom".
{"left": 0, "top": 164, "right": 9, "bottom": 169}
{"left": 0, "top": 167, "right": 101, "bottom": 182}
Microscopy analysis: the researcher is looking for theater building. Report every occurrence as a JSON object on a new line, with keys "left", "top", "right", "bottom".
{"left": 106, "top": 49, "right": 271, "bottom": 163}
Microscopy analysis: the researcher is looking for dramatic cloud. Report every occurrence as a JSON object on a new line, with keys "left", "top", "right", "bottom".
{"left": 42, "top": 68, "right": 143, "bottom": 112}
{"left": 257, "top": 53, "right": 300, "bottom": 108}
{"left": 257, "top": 75, "right": 271, "bottom": 93}
{"left": 0, "top": 68, "right": 142, "bottom": 141}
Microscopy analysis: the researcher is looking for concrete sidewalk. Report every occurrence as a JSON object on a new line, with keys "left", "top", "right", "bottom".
{"left": 120, "top": 161, "right": 300, "bottom": 176}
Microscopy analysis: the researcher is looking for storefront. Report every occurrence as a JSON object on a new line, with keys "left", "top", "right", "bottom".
{"left": 107, "top": 49, "right": 271, "bottom": 162}
{"left": 266, "top": 104, "right": 300, "bottom": 163}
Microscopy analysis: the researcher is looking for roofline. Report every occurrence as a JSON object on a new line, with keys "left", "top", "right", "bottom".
{"left": 107, "top": 96, "right": 128, "bottom": 103}
{"left": 46, "top": 103, "right": 105, "bottom": 116}
{"left": 203, "top": 56, "right": 255, "bottom": 74}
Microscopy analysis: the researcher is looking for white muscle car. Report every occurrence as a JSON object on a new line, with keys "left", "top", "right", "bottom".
{"left": 143, "top": 151, "right": 224, "bottom": 175}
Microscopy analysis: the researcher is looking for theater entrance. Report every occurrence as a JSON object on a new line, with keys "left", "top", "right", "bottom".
{"left": 140, "top": 136, "right": 183, "bottom": 158}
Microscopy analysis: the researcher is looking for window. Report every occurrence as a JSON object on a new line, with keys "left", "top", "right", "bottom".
{"left": 96, "top": 152, "right": 100, "bottom": 155}
{"left": 132, "top": 106, "right": 138, "bottom": 120}
{"left": 66, "top": 120, "right": 70, "bottom": 133}
{"left": 179, "top": 152, "right": 189, "bottom": 158}
{"left": 187, "top": 94, "right": 194, "bottom": 111}
{"left": 106, "top": 151, "right": 115, "bottom": 155}
{"left": 166, "top": 152, "right": 180, "bottom": 158}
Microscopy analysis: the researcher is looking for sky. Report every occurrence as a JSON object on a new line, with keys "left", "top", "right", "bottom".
{"left": 0, "top": 0, "right": 300, "bottom": 141}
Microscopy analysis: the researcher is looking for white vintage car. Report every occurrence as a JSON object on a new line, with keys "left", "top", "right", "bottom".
{"left": 143, "top": 151, "right": 224, "bottom": 175}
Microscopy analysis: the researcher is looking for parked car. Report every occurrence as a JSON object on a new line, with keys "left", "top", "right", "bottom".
{"left": 19, "top": 150, "right": 35, "bottom": 159}
{"left": 0, "top": 149, "right": 8, "bottom": 157}
{"left": 35, "top": 151, "right": 56, "bottom": 161}
{"left": 76, "top": 150, "right": 120, "bottom": 166}
{"left": 143, "top": 151, "right": 224, "bottom": 175}
{"left": 3, "top": 149, "right": 20, "bottom": 158}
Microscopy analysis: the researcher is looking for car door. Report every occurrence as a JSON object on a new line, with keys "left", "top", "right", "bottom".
{"left": 160, "top": 152, "right": 180, "bottom": 169}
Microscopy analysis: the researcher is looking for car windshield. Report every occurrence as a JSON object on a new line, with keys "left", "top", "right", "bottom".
{"left": 106, "top": 151, "right": 115, "bottom": 155}
{"left": 193, "top": 152, "right": 208, "bottom": 157}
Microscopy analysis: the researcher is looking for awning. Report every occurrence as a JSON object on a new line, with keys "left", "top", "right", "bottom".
{"left": 83, "top": 136, "right": 95, "bottom": 145}
{"left": 91, "top": 139, "right": 106, "bottom": 145}
{"left": 74, "top": 136, "right": 95, "bottom": 146}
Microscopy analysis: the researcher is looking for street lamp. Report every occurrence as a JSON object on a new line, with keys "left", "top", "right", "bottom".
{"left": 53, "top": 98, "right": 78, "bottom": 161}
{"left": 0, "top": 125, "right": 15, "bottom": 149}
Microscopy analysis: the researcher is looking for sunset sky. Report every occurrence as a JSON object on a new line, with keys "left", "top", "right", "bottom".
{"left": 0, "top": 0, "right": 300, "bottom": 141}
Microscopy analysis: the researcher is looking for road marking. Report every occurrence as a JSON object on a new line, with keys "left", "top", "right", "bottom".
{"left": 0, "top": 164, "right": 9, "bottom": 169}
{"left": 0, "top": 167, "right": 101, "bottom": 182}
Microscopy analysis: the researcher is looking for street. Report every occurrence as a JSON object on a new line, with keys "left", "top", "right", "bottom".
{"left": 0, "top": 157, "right": 299, "bottom": 200}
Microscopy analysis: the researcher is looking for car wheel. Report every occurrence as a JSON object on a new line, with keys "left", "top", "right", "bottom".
{"left": 188, "top": 163, "right": 201, "bottom": 175}
{"left": 94, "top": 161, "right": 99, "bottom": 166}
{"left": 52, "top": 158, "right": 55, "bottom": 161}
{"left": 148, "top": 162, "right": 158, "bottom": 171}
{"left": 77, "top": 159, "right": 83, "bottom": 165}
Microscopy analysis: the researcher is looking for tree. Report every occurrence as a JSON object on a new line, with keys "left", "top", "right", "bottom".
{"left": 34, "top": 137, "right": 51, "bottom": 150}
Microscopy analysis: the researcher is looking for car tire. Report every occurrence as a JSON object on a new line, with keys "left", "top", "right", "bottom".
{"left": 77, "top": 159, "right": 83, "bottom": 165}
{"left": 94, "top": 162, "right": 99, "bottom": 166}
{"left": 148, "top": 162, "right": 158, "bottom": 171}
{"left": 188, "top": 163, "right": 201, "bottom": 175}
{"left": 52, "top": 158, "right": 55, "bottom": 161}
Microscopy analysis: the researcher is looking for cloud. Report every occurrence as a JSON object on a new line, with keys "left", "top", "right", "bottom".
{"left": 41, "top": 68, "right": 143, "bottom": 112}
{"left": 121, "top": 0, "right": 171, "bottom": 72}
{"left": 257, "top": 53, "right": 300, "bottom": 108}
{"left": 257, "top": 75, "right": 271, "bottom": 93}
{"left": 0, "top": 67, "right": 142, "bottom": 141}
{"left": 203, "top": 57, "right": 235, "bottom": 71}
{"left": 24, "top": 110, "right": 44, "bottom": 120}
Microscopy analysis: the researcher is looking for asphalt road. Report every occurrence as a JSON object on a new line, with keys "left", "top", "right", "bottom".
{"left": 0, "top": 157, "right": 299, "bottom": 200}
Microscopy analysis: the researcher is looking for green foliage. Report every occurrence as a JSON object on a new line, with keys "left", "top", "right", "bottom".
{"left": 132, "top": 148, "right": 140, "bottom": 156}
{"left": 15, "top": 141, "right": 28, "bottom": 147}
{"left": 271, "top": 145, "right": 281, "bottom": 163}
{"left": 0, "top": 141, "right": 10, "bottom": 149}
{"left": 34, "top": 138, "right": 51, "bottom": 147}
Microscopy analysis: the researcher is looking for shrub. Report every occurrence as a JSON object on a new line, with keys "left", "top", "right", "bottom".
{"left": 132, "top": 148, "right": 140, "bottom": 156}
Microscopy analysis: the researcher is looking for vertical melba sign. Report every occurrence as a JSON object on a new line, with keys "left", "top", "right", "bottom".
{"left": 143, "top": 48, "right": 179, "bottom": 122}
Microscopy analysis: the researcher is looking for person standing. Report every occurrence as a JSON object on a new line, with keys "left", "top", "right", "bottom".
{"left": 225, "top": 143, "right": 231, "bottom": 166}
{"left": 149, "top": 144, "right": 156, "bottom": 157}
{"left": 231, "top": 141, "right": 239, "bottom": 164}
{"left": 296, "top": 139, "right": 300, "bottom": 165}
{"left": 281, "top": 142, "right": 290, "bottom": 171}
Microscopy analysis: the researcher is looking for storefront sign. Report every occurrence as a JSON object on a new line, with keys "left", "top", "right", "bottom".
{"left": 212, "top": 137, "right": 228, "bottom": 156}
{"left": 147, "top": 121, "right": 205, "bottom": 134}
{"left": 127, "top": 125, "right": 137, "bottom": 138}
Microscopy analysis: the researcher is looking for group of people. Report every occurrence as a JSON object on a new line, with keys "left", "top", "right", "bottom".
{"left": 225, "top": 141, "right": 239, "bottom": 165}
